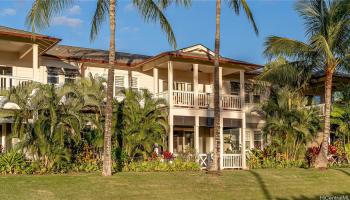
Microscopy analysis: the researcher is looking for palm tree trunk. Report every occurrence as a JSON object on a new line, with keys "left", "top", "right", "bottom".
{"left": 315, "top": 67, "right": 333, "bottom": 169}
{"left": 102, "top": 0, "right": 115, "bottom": 176}
{"left": 210, "top": 0, "right": 221, "bottom": 171}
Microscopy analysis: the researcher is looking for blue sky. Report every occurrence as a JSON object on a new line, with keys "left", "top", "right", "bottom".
{"left": 0, "top": 0, "right": 306, "bottom": 65}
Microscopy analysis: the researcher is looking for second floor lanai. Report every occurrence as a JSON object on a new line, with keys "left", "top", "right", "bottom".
{"left": 134, "top": 44, "right": 264, "bottom": 114}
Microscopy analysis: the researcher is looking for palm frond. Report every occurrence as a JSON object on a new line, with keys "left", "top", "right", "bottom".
{"left": 90, "top": 0, "right": 110, "bottom": 41}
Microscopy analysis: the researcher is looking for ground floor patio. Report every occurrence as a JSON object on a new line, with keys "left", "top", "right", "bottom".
{"left": 0, "top": 169, "right": 349, "bottom": 200}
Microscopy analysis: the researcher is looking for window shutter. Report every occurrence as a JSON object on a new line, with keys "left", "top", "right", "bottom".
{"left": 131, "top": 77, "right": 138, "bottom": 88}
{"left": 115, "top": 76, "right": 125, "bottom": 87}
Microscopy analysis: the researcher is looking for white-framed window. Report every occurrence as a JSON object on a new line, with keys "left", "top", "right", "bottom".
{"left": 174, "top": 82, "right": 193, "bottom": 91}
{"left": 47, "top": 67, "right": 61, "bottom": 85}
{"left": 254, "top": 131, "right": 263, "bottom": 149}
{"left": 245, "top": 131, "right": 251, "bottom": 150}
{"left": 114, "top": 76, "right": 125, "bottom": 96}
{"left": 64, "top": 69, "right": 79, "bottom": 84}
{"left": 131, "top": 77, "right": 138, "bottom": 92}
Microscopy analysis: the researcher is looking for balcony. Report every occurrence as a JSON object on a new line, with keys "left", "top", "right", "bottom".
{"left": 0, "top": 75, "right": 33, "bottom": 91}
{"left": 158, "top": 90, "right": 242, "bottom": 110}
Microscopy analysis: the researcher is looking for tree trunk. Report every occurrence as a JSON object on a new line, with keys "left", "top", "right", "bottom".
{"left": 102, "top": 0, "right": 115, "bottom": 176}
{"left": 315, "top": 67, "right": 333, "bottom": 169}
{"left": 209, "top": 0, "right": 221, "bottom": 171}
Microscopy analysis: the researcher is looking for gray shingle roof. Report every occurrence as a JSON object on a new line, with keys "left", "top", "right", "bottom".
{"left": 45, "top": 45, "right": 151, "bottom": 66}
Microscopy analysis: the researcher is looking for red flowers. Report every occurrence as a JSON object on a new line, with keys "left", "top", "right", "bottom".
{"left": 163, "top": 151, "right": 173, "bottom": 160}
{"left": 328, "top": 145, "right": 337, "bottom": 155}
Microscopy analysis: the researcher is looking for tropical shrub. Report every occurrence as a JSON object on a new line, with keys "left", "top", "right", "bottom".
{"left": 0, "top": 151, "right": 26, "bottom": 174}
{"left": 247, "top": 147, "right": 306, "bottom": 169}
{"left": 124, "top": 159, "right": 200, "bottom": 172}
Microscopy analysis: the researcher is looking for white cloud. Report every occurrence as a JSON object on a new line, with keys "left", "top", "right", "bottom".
{"left": 0, "top": 8, "right": 16, "bottom": 16}
{"left": 124, "top": 3, "right": 134, "bottom": 12}
{"left": 52, "top": 16, "right": 83, "bottom": 27}
{"left": 121, "top": 26, "right": 139, "bottom": 33}
{"left": 68, "top": 5, "right": 81, "bottom": 15}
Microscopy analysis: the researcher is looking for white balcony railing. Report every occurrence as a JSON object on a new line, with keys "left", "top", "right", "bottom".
{"left": 173, "top": 90, "right": 195, "bottom": 107}
{"left": 157, "top": 91, "right": 243, "bottom": 110}
{"left": 222, "top": 154, "right": 242, "bottom": 169}
{"left": 0, "top": 75, "right": 32, "bottom": 91}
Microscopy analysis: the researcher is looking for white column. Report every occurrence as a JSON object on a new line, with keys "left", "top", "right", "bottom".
{"left": 193, "top": 64, "right": 199, "bottom": 109}
{"left": 32, "top": 44, "right": 39, "bottom": 82}
{"left": 168, "top": 114, "right": 174, "bottom": 153}
{"left": 240, "top": 70, "right": 247, "bottom": 169}
{"left": 219, "top": 67, "right": 223, "bottom": 169}
{"left": 153, "top": 67, "right": 159, "bottom": 95}
{"left": 168, "top": 61, "right": 174, "bottom": 153}
{"left": 219, "top": 116, "right": 224, "bottom": 170}
{"left": 168, "top": 61, "right": 173, "bottom": 107}
{"left": 194, "top": 115, "right": 199, "bottom": 154}
{"left": 1, "top": 124, "right": 6, "bottom": 152}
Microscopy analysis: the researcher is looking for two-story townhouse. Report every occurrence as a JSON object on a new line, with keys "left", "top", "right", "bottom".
{"left": 0, "top": 26, "right": 267, "bottom": 169}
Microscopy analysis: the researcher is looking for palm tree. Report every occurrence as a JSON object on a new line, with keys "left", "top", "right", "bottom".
{"left": 211, "top": 0, "right": 258, "bottom": 171}
{"left": 27, "top": 0, "right": 189, "bottom": 175}
{"left": 264, "top": 0, "right": 350, "bottom": 168}
{"left": 120, "top": 89, "right": 168, "bottom": 161}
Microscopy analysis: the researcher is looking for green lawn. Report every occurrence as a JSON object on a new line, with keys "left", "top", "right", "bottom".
{"left": 0, "top": 168, "right": 350, "bottom": 200}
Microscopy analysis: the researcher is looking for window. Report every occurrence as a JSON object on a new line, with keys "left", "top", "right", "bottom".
{"left": 0, "top": 66, "right": 12, "bottom": 89}
{"left": 230, "top": 82, "right": 240, "bottom": 95}
{"left": 254, "top": 131, "right": 263, "bottom": 149}
{"left": 64, "top": 69, "right": 79, "bottom": 84}
{"left": 131, "top": 77, "right": 138, "bottom": 92}
{"left": 253, "top": 94, "right": 261, "bottom": 104}
{"left": 114, "top": 76, "right": 125, "bottom": 96}
{"left": 47, "top": 67, "right": 61, "bottom": 85}
{"left": 174, "top": 82, "right": 193, "bottom": 92}
{"left": 245, "top": 131, "right": 251, "bottom": 150}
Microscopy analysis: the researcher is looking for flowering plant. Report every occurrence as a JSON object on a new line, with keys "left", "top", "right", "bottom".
{"left": 163, "top": 151, "right": 173, "bottom": 160}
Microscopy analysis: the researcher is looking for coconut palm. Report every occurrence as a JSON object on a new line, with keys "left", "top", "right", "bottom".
{"left": 27, "top": 0, "right": 190, "bottom": 176}
{"left": 262, "top": 88, "right": 321, "bottom": 161}
{"left": 211, "top": 0, "right": 258, "bottom": 171}
{"left": 264, "top": 0, "right": 350, "bottom": 168}
{"left": 119, "top": 89, "right": 168, "bottom": 161}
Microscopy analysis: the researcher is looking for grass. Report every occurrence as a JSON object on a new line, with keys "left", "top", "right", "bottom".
{"left": 0, "top": 168, "right": 350, "bottom": 200}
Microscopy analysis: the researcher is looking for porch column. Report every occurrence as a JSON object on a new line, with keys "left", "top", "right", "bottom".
{"left": 194, "top": 116, "right": 199, "bottom": 154}
{"left": 168, "top": 61, "right": 174, "bottom": 152}
{"left": 32, "top": 44, "right": 39, "bottom": 82}
{"left": 219, "top": 67, "right": 223, "bottom": 169}
{"left": 153, "top": 67, "right": 159, "bottom": 95}
{"left": 168, "top": 114, "right": 174, "bottom": 153}
{"left": 1, "top": 124, "right": 6, "bottom": 152}
{"left": 168, "top": 61, "right": 173, "bottom": 107}
{"left": 193, "top": 64, "right": 199, "bottom": 109}
{"left": 240, "top": 70, "right": 247, "bottom": 169}
{"left": 219, "top": 116, "right": 224, "bottom": 170}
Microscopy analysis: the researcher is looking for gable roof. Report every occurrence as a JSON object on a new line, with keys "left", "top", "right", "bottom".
{"left": 136, "top": 44, "right": 263, "bottom": 71}
{"left": 45, "top": 45, "right": 151, "bottom": 67}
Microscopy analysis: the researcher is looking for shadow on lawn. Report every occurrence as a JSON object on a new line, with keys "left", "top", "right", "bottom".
{"left": 333, "top": 168, "right": 350, "bottom": 177}
{"left": 249, "top": 170, "right": 273, "bottom": 200}
{"left": 276, "top": 192, "right": 350, "bottom": 200}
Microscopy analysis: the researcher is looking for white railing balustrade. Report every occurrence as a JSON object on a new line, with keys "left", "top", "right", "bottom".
{"left": 221, "top": 95, "right": 241, "bottom": 110}
{"left": 198, "top": 153, "right": 210, "bottom": 169}
{"left": 198, "top": 93, "right": 210, "bottom": 108}
{"left": 0, "top": 75, "right": 32, "bottom": 91}
{"left": 155, "top": 91, "right": 242, "bottom": 110}
{"left": 173, "top": 90, "right": 195, "bottom": 107}
{"left": 222, "top": 154, "right": 242, "bottom": 169}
